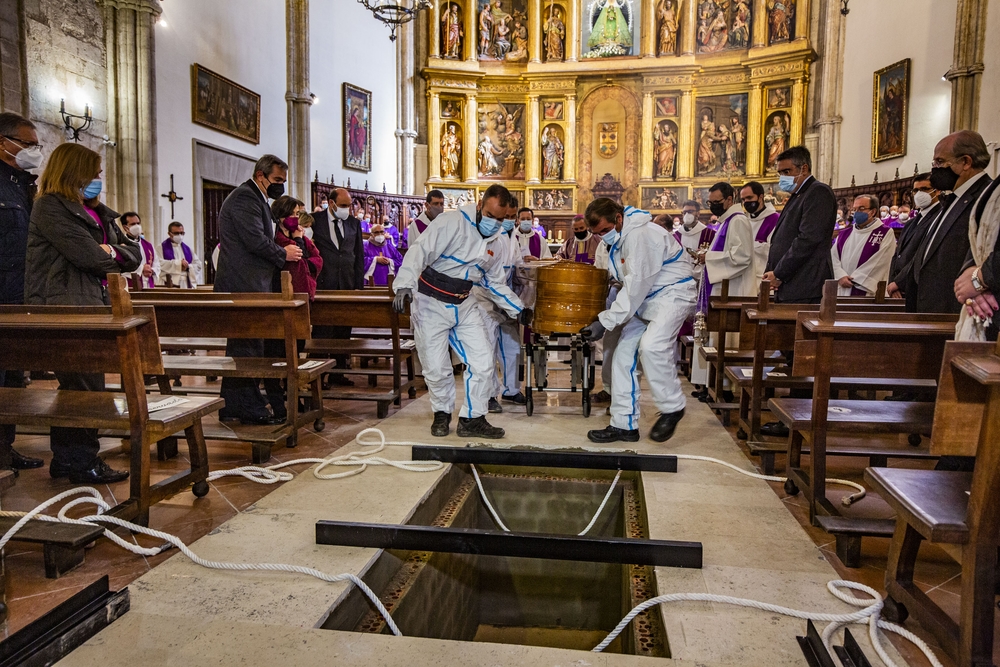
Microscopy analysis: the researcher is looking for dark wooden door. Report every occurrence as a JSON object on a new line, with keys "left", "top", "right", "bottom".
{"left": 203, "top": 180, "right": 235, "bottom": 285}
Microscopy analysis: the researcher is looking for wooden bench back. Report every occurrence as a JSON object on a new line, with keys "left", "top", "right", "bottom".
{"left": 929, "top": 340, "right": 994, "bottom": 457}
{"left": 311, "top": 291, "right": 410, "bottom": 330}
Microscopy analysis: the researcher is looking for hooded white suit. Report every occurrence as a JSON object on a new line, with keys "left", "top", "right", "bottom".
{"left": 396, "top": 204, "right": 525, "bottom": 418}
{"left": 600, "top": 207, "right": 697, "bottom": 430}
{"left": 472, "top": 230, "right": 523, "bottom": 398}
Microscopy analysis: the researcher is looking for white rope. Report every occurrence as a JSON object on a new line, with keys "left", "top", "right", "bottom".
{"left": 592, "top": 580, "right": 944, "bottom": 667}
{"left": 472, "top": 464, "right": 622, "bottom": 537}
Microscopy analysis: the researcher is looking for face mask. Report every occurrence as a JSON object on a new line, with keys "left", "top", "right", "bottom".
{"left": 502, "top": 218, "right": 515, "bottom": 233}
{"left": 321, "top": 202, "right": 329, "bottom": 210}
{"left": 477, "top": 212, "right": 501, "bottom": 237}
{"left": 128, "top": 224, "right": 142, "bottom": 237}
{"left": 81, "top": 178, "right": 102, "bottom": 200}
{"left": 303, "top": 226, "right": 314, "bottom": 239}
{"left": 600, "top": 227, "right": 620, "bottom": 247}
{"left": 777, "top": 174, "right": 797, "bottom": 193}
{"left": 852, "top": 211, "right": 869, "bottom": 227}
{"left": 283, "top": 216, "right": 299, "bottom": 232}
{"left": 334, "top": 206, "right": 350, "bottom": 220}
{"left": 373, "top": 234, "right": 386, "bottom": 244}
{"left": 912, "top": 191, "right": 933, "bottom": 210}
{"left": 682, "top": 212, "right": 696, "bottom": 228}
{"left": 898, "top": 212, "right": 910, "bottom": 223}
{"left": 708, "top": 200, "right": 727, "bottom": 217}
{"left": 7, "top": 144, "right": 42, "bottom": 170}
{"left": 880, "top": 209, "right": 890, "bottom": 219}
{"left": 519, "top": 221, "right": 533, "bottom": 233}
{"left": 172, "top": 233, "right": 185, "bottom": 243}
{"left": 930, "top": 165, "right": 960, "bottom": 192}
{"left": 265, "top": 180, "right": 285, "bottom": 199}
{"left": 743, "top": 200, "right": 759, "bottom": 215}
{"left": 574, "top": 230, "right": 589, "bottom": 241}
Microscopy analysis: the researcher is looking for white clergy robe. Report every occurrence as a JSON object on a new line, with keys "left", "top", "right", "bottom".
{"left": 831, "top": 221, "right": 897, "bottom": 296}
{"left": 704, "top": 204, "right": 755, "bottom": 297}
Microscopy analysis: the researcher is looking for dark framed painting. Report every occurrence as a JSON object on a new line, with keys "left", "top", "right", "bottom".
{"left": 344, "top": 83, "right": 372, "bottom": 172}
{"left": 655, "top": 96, "right": 677, "bottom": 117}
{"left": 872, "top": 59, "right": 910, "bottom": 162}
{"left": 191, "top": 64, "right": 260, "bottom": 144}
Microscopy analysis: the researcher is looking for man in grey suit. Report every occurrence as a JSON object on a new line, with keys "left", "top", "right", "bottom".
{"left": 215, "top": 154, "right": 302, "bottom": 424}
{"left": 762, "top": 146, "right": 838, "bottom": 304}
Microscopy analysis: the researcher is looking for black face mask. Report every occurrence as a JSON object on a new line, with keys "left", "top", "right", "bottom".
{"left": 708, "top": 200, "right": 727, "bottom": 217}
{"left": 574, "top": 230, "right": 588, "bottom": 241}
{"left": 743, "top": 199, "right": 759, "bottom": 214}
{"left": 265, "top": 179, "right": 285, "bottom": 199}
{"left": 929, "top": 166, "right": 960, "bottom": 192}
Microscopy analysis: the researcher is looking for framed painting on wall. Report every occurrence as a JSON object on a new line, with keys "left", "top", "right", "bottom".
{"left": 642, "top": 186, "right": 687, "bottom": 211}
{"left": 529, "top": 188, "right": 573, "bottom": 211}
{"left": 872, "top": 59, "right": 910, "bottom": 162}
{"left": 343, "top": 83, "right": 372, "bottom": 172}
{"left": 191, "top": 64, "right": 260, "bottom": 144}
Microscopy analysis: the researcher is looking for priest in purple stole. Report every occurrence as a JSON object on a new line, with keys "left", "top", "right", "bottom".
{"left": 159, "top": 221, "right": 201, "bottom": 288}
{"left": 362, "top": 222, "right": 403, "bottom": 286}
{"left": 556, "top": 215, "right": 601, "bottom": 264}
{"left": 832, "top": 195, "right": 897, "bottom": 297}
{"left": 702, "top": 182, "right": 755, "bottom": 297}
{"left": 739, "top": 181, "right": 780, "bottom": 285}
{"left": 121, "top": 212, "right": 159, "bottom": 288}
{"left": 407, "top": 190, "right": 445, "bottom": 249}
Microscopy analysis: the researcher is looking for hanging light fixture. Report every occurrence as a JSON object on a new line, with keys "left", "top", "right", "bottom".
{"left": 357, "top": 0, "right": 432, "bottom": 41}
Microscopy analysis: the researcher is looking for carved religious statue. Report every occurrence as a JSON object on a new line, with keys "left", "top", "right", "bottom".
{"left": 541, "top": 126, "right": 564, "bottom": 180}
{"left": 441, "top": 123, "right": 462, "bottom": 179}
{"left": 583, "top": 0, "right": 633, "bottom": 58}
{"left": 765, "top": 112, "right": 790, "bottom": 172}
{"left": 767, "top": 0, "right": 794, "bottom": 43}
{"left": 543, "top": 4, "right": 565, "bottom": 62}
{"left": 656, "top": 0, "right": 678, "bottom": 56}
{"left": 652, "top": 121, "right": 677, "bottom": 179}
{"left": 441, "top": 2, "right": 463, "bottom": 59}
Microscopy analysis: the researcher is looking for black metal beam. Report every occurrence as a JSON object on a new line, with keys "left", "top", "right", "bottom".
{"left": 796, "top": 620, "right": 838, "bottom": 667}
{"left": 410, "top": 445, "right": 678, "bottom": 473}
{"left": 833, "top": 628, "right": 873, "bottom": 667}
{"left": 316, "top": 521, "right": 702, "bottom": 568}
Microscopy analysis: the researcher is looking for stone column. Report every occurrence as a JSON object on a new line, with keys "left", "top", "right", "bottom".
{"left": 428, "top": 90, "right": 442, "bottom": 182}
{"left": 813, "top": 0, "right": 846, "bottom": 186}
{"left": 465, "top": 0, "right": 477, "bottom": 61}
{"left": 677, "top": 89, "right": 694, "bottom": 177}
{"left": 285, "top": 0, "right": 311, "bottom": 202}
{"left": 429, "top": 0, "right": 440, "bottom": 59}
{"left": 99, "top": 0, "right": 160, "bottom": 238}
{"left": 751, "top": 0, "right": 766, "bottom": 47}
{"left": 640, "top": 92, "right": 654, "bottom": 178}
{"left": 790, "top": 77, "right": 807, "bottom": 146}
{"left": 528, "top": 0, "right": 542, "bottom": 63}
{"left": 641, "top": 0, "right": 656, "bottom": 57}
{"left": 681, "top": 0, "right": 696, "bottom": 55}
{"left": 526, "top": 93, "right": 540, "bottom": 183}
{"left": 464, "top": 93, "right": 478, "bottom": 181}
{"left": 396, "top": 18, "right": 416, "bottom": 194}
{"left": 564, "top": 93, "right": 577, "bottom": 182}
{"left": 745, "top": 83, "right": 763, "bottom": 176}
{"left": 567, "top": 0, "right": 580, "bottom": 61}
{"left": 947, "top": 0, "right": 987, "bottom": 131}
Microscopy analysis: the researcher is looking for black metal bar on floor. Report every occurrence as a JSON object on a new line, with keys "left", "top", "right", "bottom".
{"left": 410, "top": 445, "right": 678, "bottom": 473}
{"left": 316, "top": 522, "right": 702, "bottom": 568}
{"left": 832, "top": 626, "right": 873, "bottom": 667}
{"left": 0, "top": 575, "right": 129, "bottom": 667}
{"left": 796, "top": 620, "right": 838, "bottom": 667}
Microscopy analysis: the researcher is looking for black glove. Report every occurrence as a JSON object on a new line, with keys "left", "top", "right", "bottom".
{"left": 517, "top": 307, "right": 534, "bottom": 326}
{"left": 392, "top": 287, "right": 413, "bottom": 314}
{"left": 580, "top": 319, "right": 606, "bottom": 342}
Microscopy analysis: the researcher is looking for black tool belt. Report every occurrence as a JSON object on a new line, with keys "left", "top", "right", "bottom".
{"left": 418, "top": 266, "right": 474, "bottom": 304}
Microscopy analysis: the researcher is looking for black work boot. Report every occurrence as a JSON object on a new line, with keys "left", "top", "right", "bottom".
{"left": 650, "top": 409, "right": 684, "bottom": 443}
{"left": 587, "top": 425, "right": 640, "bottom": 443}
{"left": 488, "top": 397, "right": 503, "bottom": 413}
{"left": 457, "top": 416, "right": 505, "bottom": 439}
{"left": 431, "top": 411, "right": 452, "bottom": 437}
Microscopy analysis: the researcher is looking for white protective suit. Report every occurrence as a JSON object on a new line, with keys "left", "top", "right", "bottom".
{"left": 395, "top": 204, "right": 525, "bottom": 418}
{"left": 599, "top": 207, "right": 697, "bottom": 430}
{"left": 472, "top": 231, "right": 523, "bottom": 398}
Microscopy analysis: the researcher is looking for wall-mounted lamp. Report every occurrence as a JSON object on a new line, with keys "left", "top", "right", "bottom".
{"left": 60, "top": 98, "right": 93, "bottom": 142}
{"left": 310, "top": 93, "right": 319, "bottom": 105}
{"left": 840, "top": 0, "right": 850, "bottom": 15}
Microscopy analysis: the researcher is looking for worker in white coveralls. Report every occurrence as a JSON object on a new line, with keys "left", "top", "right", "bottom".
{"left": 580, "top": 199, "right": 697, "bottom": 444}
{"left": 393, "top": 184, "right": 533, "bottom": 439}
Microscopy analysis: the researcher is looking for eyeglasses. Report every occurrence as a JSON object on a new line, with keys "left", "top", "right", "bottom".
{"left": 930, "top": 156, "right": 967, "bottom": 168}
{"left": 2, "top": 135, "right": 42, "bottom": 149}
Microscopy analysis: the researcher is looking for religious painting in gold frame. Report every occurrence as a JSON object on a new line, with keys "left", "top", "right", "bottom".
{"left": 343, "top": 83, "right": 372, "bottom": 172}
{"left": 191, "top": 64, "right": 260, "bottom": 144}
{"left": 872, "top": 58, "right": 910, "bottom": 163}
{"left": 642, "top": 186, "right": 686, "bottom": 211}
{"left": 439, "top": 187, "right": 478, "bottom": 209}
{"left": 529, "top": 187, "right": 573, "bottom": 211}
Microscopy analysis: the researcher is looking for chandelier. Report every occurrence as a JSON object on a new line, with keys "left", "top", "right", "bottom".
{"left": 357, "top": 0, "right": 432, "bottom": 41}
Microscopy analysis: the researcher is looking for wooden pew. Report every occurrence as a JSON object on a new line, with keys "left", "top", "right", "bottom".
{"left": 0, "top": 276, "right": 222, "bottom": 526}
{"left": 126, "top": 275, "right": 334, "bottom": 464}
{"left": 865, "top": 339, "right": 999, "bottom": 667}
{"left": 306, "top": 291, "right": 417, "bottom": 418}
{"left": 768, "top": 280, "right": 957, "bottom": 566}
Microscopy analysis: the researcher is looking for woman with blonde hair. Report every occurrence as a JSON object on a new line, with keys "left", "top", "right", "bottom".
{"left": 25, "top": 142, "right": 141, "bottom": 484}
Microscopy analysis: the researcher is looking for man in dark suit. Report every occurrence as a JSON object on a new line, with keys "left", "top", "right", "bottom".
{"left": 215, "top": 154, "right": 302, "bottom": 424}
{"left": 892, "top": 130, "right": 992, "bottom": 314}
{"left": 311, "top": 187, "right": 364, "bottom": 385}
{"left": 887, "top": 173, "right": 939, "bottom": 287}
{"left": 762, "top": 145, "right": 837, "bottom": 304}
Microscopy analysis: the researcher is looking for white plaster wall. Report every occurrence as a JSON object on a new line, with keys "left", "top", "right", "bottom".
{"left": 836, "top": 0, "right": 955, "bottom": 188}
{"left": 309, "top": 1, "right": 399, "bottom": 197}
{"left": 979, "top": 1, "right": 1000, "bottom": 178}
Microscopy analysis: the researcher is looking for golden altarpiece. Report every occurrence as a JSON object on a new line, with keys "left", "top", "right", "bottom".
{"left": 424, "top": 0, "right": 812, "bottom": 231}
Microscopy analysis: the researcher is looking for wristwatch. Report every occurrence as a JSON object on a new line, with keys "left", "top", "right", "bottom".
{"left": 971, "top": 267, "right": 987, "bottom": 293}
{"left": 109, "top": 247, "right": 117, "bottom": 260}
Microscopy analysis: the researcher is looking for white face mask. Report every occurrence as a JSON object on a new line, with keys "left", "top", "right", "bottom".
{"left": 334, "top": 207, "right": 350, "bottom": 220}
{"left": 898, "top": 212, "right": 910, "bottom": 223}
{"left": 519, "top": 221, "right": 533, "bottom": 233}
{"left": 912, "top": 191, "right": 933, "bottom": 210}
{"left": 7, "top": 144, "right": 42, "bottom": 170}
{"left": 172, "top": 234, "right": 185, "bottom": 244}
{"left": 303, "top": 227, "right": 314, "bottom": 239}
{"left": 682, "top": 212, "right": 696, "bottom": 227}
{"left": 128, "top": 224, "right": 142, "bottom": 237}
{"left": 373, "top": 234, "right": 386, "bottom": 244}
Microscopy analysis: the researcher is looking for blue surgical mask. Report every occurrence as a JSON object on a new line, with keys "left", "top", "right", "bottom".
{"left": 600, "top": 228, "right": 620, "bottom": 247}
{"left": 502, "top": 218, "right": 515, "bottom": 233}
{"left": 519, "top": 221, "right": 533, "bottom": 233}
{"left": 478, "top": 214, "right": 501, "bottom": 237}
{"left": 777, "top": 174, "right": 797, "bottom": 193}
{"left": 852, "top": 211, "right": 870, "bottom": 227}
{"left": 81, "top": 178, "right": 103, "bottom": 200}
